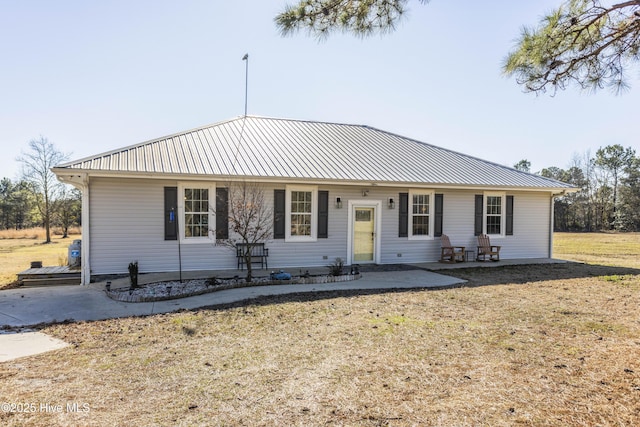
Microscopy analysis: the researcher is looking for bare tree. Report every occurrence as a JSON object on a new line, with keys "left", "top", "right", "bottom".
{"left": 214, "top": 181, "right": 274, "bottom": 282}
{"left": 594, "top": 144, "right": 636, "bottom": 228}
{"left": 53, "top": 186, "right": 82, "bottom": 238}
{"left": 572, "top": 151, "right": 595, "bottom": 231}
{"left": 17, "top": 137, "right": 69, "bottom": 243}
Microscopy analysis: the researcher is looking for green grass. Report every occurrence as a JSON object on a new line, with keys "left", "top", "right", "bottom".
{"left": 554, "top": 231, "right": 640, "bottom": 268}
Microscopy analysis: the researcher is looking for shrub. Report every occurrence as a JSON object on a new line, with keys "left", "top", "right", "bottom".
{"left": 327, "top": 257, "right": 345, "bottom": 276}
{"left": 128, "top": 261, "right": 139, "bottom": 289}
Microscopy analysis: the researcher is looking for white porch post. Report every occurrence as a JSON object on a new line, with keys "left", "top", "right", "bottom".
{"left": 549, "top": 193, "right": 555, "bottom": 259}
{"left": 80, "top": 175, "right": 91, "bottom": 285}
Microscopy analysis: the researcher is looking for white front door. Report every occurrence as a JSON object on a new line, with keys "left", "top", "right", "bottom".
{"left": 348, "top": 200, "right": 381, "bottom": 265}
{"left": 353, "top": 207, "right": 375, "bottom": 262}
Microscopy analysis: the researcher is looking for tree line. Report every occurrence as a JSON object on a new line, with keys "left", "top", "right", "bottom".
{"left": 0, "top": 176, "right": 81, "bottom": 237}
{"left": 516, "top": 144, "right": 639, "bottom": 232}
{"left": 2, "top": 137, "right": 81, "bottom": 241}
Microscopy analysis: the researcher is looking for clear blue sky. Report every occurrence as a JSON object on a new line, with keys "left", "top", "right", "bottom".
{"left": 1, "top": 0, "right": 638, "bottom": 180}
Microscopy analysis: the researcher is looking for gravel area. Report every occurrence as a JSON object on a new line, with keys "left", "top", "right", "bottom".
{"left": 106, "top": 273, "right": 362, "bottom": 303}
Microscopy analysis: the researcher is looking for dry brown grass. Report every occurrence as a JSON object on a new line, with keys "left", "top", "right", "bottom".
{"left": 1, "top": 233, "right": 639, "bottom": 426}
{"left": 0, "top": 227, "right": 81, "bottom": 240}
{"left": 0, "top": 234, "right": 81, "bottom": 288}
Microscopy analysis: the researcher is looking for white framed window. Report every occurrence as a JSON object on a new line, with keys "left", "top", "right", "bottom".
{"left": 409, "top": 189, "right": 435, "bottom": 240}
{"left": 286, "top": 185, "right": 317, "bottom": 242}
{"left": 179, "top": 182, "right": 215, "bottom": 242}
{"left": 484, "top": 191, "right": 505, "bottom": 237}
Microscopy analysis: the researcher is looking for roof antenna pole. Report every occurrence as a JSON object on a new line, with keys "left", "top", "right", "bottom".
{"left": 242, "top": 53, "right": 249, "bottom": 116}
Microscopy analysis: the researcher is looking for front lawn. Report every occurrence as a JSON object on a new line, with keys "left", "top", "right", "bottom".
{"left": 1, "top": 232, "right": 639, "bottom": 425}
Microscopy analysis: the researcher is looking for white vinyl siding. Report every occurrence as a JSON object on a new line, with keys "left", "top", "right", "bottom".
{"left": 504, "top": 192, "right": 550, "bottom": 258}
{"left": 382, "top": 190, "right": 551, "bottom": 263}
{"left": 87, "top": 179, "right": 553, "bottom": 276}
{"left": 89, "top": 178, "right": 234, "bottom": 275}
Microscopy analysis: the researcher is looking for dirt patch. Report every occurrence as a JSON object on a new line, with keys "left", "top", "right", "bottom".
{"left": 445, "top": 262, "right": 640, "bottom": 287}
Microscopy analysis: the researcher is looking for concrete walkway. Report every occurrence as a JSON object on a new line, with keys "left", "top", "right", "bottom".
{"left": 0, "top": 259, "right": 572, "bottom": 362}
{"left": 0, "top": 331, "right": 69, "bottom": 362}
{"left": 0, "top": 269, "right": 465, "bottom": 362}
{"left": 0, "top": 269, "right": 465, "bottom": 330}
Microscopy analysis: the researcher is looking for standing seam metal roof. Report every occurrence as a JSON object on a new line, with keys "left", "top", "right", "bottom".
{"left": 54, "top": 116, "right": 574, "bottom": 189}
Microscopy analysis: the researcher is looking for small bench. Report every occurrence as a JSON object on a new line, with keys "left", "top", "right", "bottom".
{"left": 236, "top": 243, "right": 269, "bottom": 270}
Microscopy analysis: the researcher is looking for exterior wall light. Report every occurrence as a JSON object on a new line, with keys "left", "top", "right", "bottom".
{"left": 336, "top": 197, "right": 343, "bottom": 209}
{"left": 388, "top": 197, "right": 395, "bottom": 209}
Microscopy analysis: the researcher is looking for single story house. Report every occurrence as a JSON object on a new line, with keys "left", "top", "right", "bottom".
{"left": 53, "top": 116, "right": 575, "bottom": 285}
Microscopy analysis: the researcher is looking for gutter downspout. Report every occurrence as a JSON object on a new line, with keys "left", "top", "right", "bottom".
{"left": 81, "top": 175, "right": 90, "bottom": 285}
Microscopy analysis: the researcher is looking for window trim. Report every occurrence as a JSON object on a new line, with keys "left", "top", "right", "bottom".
{"left": 178, "top": 182, "right": 216, "bottom": 243}
{"left": 483, "top": 191, "right": 506, "bottom": 238}
{"left": 285, "top": 185, "right": 318, "bottom": 242}
{"left": 408, "top": 189, "right": 435, "bottom": 240}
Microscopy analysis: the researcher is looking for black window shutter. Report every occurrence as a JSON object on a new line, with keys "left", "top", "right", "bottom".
{"left": 434, "top": 193, "right": 444, "bottom": 237}
{"left": 274, "top": 189, "right": 285, "bottom": 239}
{"left": 318, "top": 190, "right": 329, "bottom": 238}
{"left": 164, "top": 187, "right": 178, "bottom": 241}
{"left": 216, "top": 188, "right": 229, "bottom": 239}
{"left": 474, "top": 195, "right": 484, "bottom": 236}
{"left": 506, "top": 195, "right": 514, "bottom": 236}
{"left": 399, "top": 192, "right": 408, "bottom": 237}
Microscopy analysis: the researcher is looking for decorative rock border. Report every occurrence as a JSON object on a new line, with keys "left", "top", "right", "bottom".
{"left": 105, "top": 273, "right": 361, "bottom": 303}
{"left": 295, "top": 273, "right": 358, "bottom": 285}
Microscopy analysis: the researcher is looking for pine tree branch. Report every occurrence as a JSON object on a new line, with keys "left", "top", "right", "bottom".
{"left": 504, "top": 0, "right": 640, "bottom": 94}
{"left": 276, "top": 0, "right": 429, "bottom": 38}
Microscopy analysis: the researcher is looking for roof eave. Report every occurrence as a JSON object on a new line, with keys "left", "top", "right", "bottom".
{"left": 52, "top": 167, "right": 577, "bottom": 193}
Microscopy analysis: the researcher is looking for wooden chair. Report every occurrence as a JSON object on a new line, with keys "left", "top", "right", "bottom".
{"left": 476, "top": 234, "right": 500, "bottom": 261}
{"left": 440, "top": 234, "right": 465, "bottom": 263}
